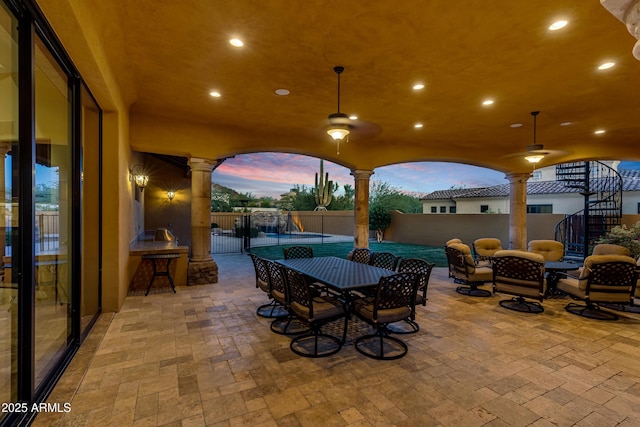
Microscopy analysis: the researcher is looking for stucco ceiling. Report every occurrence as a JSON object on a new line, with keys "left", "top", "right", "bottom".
{"left": 39, "top": 1, "right": 640, "bottom": 173}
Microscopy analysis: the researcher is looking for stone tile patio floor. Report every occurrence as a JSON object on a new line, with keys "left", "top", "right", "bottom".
{"left": 33, "top": 253, "right": 640, "bottom": 426}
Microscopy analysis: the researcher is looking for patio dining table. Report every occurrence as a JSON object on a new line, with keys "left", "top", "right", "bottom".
{"left": 276, "top": 256, "right": 396, "bottom": 302}
{"left": 545, "top": 260, "right": 582, "bottom": 298}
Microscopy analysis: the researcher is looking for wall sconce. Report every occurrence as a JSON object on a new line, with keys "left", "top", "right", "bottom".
{"left": 130, "top": 165, "right": 149, "bottom": 192}
{"left": 167, "top": 190, "right": 176, "bottom": 201}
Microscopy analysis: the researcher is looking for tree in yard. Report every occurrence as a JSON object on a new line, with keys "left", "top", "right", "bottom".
{"left": 369, "top": 203, "right": 392, "bottom": 242}
{"left": 368, "top": 180, "right": 423, "bottom": 241}
{"left": 329, "top": 184, "right": 354, "bottom": 210}
{"left": 290, "top": 185, "right": 316, "bottom": 211}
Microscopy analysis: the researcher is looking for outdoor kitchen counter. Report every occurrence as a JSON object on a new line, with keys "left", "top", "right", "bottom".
{"left": 129, "top": 242, "right": 189, "bottom": 289}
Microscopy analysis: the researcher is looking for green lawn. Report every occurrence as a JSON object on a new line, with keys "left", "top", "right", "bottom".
{"left": 249, "top": 241, "right": 447, "bottom": 267}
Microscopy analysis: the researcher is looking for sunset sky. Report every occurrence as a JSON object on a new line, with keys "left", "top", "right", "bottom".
{"left": 211, "top": 153, "right": 507, "bottom": 198}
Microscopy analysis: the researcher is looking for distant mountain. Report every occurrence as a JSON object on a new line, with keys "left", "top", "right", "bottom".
{"left": 212, "top": 182, "right": 243, "bottom": 197}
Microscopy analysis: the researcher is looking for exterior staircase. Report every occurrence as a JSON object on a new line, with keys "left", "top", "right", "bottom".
{"left": 554, "top": 161, "right": 623, "bottom": 260}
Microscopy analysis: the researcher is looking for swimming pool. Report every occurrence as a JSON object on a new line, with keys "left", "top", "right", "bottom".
{"left": 265, "top": 233, "right": 328, "bottom": 239}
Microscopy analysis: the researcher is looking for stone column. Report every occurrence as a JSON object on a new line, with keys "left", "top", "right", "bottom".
{"left": 187, "top": 158, "right": 218, "bottom": 285}
{"left": 507, "top": 172, "right": 531, "bottom": 250}
{"left": 351, "top": 169, "right": 374, "bottom": 248}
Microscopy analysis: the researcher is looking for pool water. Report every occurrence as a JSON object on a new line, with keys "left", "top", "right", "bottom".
{"left": 265, "top": 233, "right": 328, "bottom": 239}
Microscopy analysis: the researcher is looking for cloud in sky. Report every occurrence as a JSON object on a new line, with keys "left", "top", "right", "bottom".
{"left": 212, "top": 153, "right": 506, "bottom": 198}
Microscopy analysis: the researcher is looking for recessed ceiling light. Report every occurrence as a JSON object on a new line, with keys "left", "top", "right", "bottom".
{"left": 560, "top": 121, "right": 573, "bottom": 126}
{"left": 229, "top": 38, "right": 244, "bottom": 47}
{"left": 209, "top": 91, "right": 221, "bottom": 98}
{"left": 594, "top": 129, "right": 606, "bottom": 134}
{"left": 274, "top": 88, "right": 290, "bottom": 96}
{"left": 413, "top": 84, "right": 425, "bottom": 90}
{"left": 414, "top": 123, "right": 423, "bottom": 128}
{"left": 482, "top": 99, "right": 494, "bottom": 106}
{"left": 349, "top": 115, "right": 358, "bottom": 120}
{"left": 510, "top": 123, "right": 523, "bottom": 128}
{"left": 598, "top": 62, "right": 615, "bottom": 70}
{"left": 549, "top": 20, "right": 568, "bottom": 31}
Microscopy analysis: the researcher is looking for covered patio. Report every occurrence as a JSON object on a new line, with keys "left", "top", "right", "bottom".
{"left": 35, "top": 254, "right": 640, "bottom": 426}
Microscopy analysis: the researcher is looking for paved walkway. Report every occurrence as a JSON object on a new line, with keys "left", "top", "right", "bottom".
{"left": 34, "top": 254, "right": 640, "bottom": 426}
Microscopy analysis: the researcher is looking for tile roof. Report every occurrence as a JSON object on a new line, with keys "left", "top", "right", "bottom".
{"left": 421, "top": 172, "right": 640, "bottom": 201}
{"left": 421, "top": 188, "right": 484, "bottom": 200}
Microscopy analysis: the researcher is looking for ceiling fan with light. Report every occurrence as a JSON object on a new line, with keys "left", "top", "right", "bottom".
{"left": 524, "top": 111, "right": 546, "bottom": 164}
{"left": 502, "top": 110, "right": 569, "bottom": 164}
{"left": 325, "top": 66, "right": 380, "bottom": 154}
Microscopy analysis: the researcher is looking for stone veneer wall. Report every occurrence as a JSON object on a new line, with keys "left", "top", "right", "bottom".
{"left": 188, "top": 261, "right": 219, "bottom": 285}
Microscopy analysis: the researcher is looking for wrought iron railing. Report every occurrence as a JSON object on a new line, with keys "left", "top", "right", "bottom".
{"left": 210, "top": 212, "right": 354, "bottom": 254}
{"left": 554, "top": 161, "right": 622, "bottom": 259}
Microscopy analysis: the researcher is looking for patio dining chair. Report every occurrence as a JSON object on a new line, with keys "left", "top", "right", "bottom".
{"left": 347, "top": 248, "right": 371, "bottom": 264}
{"left": 264, "top": 260, "right": 308, "bottom": 335}
{"left": 370, "top": 251, "right": 400, "bottom": 271}
{"left": 445, "top": 243, "right": 493, "bottom": 297}
{"left": 249, "top": 253, "right": 287, "bottom": 318}
{"left": 445, "top": 238, "right": 463, "bottom": 278}
{"left": 390, "top": 258, "right": 435, "bottom": 334}
{"left": 353, "top": 272, "right": 419, "bottom": 360}
{"left": 284, "top": 267, "right": 348, "bottom": 357}
{"left": 283, "top": 246, "right": 314, "bottom": 259}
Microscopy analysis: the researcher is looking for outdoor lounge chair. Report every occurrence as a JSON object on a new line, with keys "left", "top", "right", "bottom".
{"left": 445, "top": 243, "right": 493, "bottom": 297}
{"left": 527, "top": 240, "right": 565, "bottom": 262}
{"left": 492, "top": 250, "right": 547, "bottom": 313}
{"left": 556, "top": 254, "right": 637, "bottom": 320}
{"left": 472, "top": 238, "right": 502, "bottom": 263}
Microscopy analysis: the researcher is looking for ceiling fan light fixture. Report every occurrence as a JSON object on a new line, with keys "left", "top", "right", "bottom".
{"left": 327, "top": 126, "right": 350, "bottom": 141}
{"left": 525, "top": 154, "right": 545, "bottom": 163}
{"left": 327, "top": 66, "right": 352, "bottom": 153}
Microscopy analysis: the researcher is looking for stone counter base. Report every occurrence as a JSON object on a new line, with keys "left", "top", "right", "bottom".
{"left": 188, "top": 260, "right": 219, "bottom": 285}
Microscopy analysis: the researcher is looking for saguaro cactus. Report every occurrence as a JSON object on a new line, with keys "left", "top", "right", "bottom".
{"left": 313, "top": 160, "right": 333, "bottom": 210}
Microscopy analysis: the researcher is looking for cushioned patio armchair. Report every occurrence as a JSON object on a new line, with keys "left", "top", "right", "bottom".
{"left": 445, "top": 243, "right": 493, "bottom": 297}
{"left": 527, "top": 240, "right": 565, "bottom": 262}
{"left": 473, "top": 238, "right": 503, "bottom": 263}
{"left": 492, "top": 250, "right": 547, "bottom": 313}
{"left": 556, "top": 254, "right": 637, "bottom": 320}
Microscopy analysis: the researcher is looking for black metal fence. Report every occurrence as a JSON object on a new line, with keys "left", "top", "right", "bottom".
{"left": 210, "top": 212, "right": 354, "bottom": 254}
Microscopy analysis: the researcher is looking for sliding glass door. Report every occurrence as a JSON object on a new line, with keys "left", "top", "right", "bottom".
{"left": 0, "top": 3, "right": 19, "bottom": 422}
{"left": 33, "top": 34, "right": 73, "bottom": 389}
{"left": 0, "top": 1, "right": 102, "bottom": 424}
